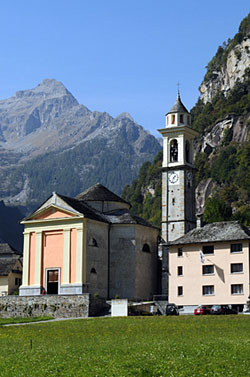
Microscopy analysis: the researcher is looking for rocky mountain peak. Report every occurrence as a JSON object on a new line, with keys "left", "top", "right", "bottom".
{"left": 0, "top": 79, "right": 79, "bottom": 141}
{"left": 116, "top": 112, "right": 134, "bottom": 122}
{"left": 14, "top": 78, "right": 77, "bottom": 101}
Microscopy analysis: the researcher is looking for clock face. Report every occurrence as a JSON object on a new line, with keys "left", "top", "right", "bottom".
{"left": 168, "top": 171, "right": 179, "bottom": 184}
{"left": 187, "top": 171, "right": 192, "bottom": 181}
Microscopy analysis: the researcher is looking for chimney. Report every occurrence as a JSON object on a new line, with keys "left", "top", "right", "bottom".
{"left": 196, "top": 214, "right": 203, "bottom": 229}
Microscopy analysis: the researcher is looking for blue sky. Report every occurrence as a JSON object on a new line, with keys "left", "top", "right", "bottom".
{"left": 0, "top": 1, "right": 249, "bottom": 136}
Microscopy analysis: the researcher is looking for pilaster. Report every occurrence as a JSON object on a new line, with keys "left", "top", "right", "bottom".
{"left": 76, "top": 223, "right": 86, "bottom": 284}
{"left": 22, "top": 232, "right": 30, "bottom": 286}
{"left": 63, "top": 229, "right": 71, "bottom": 284}
{"left": 34, "top": 231, "right": 42, "bottom": 287}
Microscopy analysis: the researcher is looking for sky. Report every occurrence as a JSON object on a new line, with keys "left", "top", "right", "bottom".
{"left": 0, "top": 1, "right": 249, "bottom": 136}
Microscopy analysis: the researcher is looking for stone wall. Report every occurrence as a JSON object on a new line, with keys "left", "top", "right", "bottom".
{"left": 109, "top": 225, "right": 136, "bottom": 299}
{"left": 86, "top": 220, "right": 109, "bottom": 298}
{"left": 0, "top": 295, "right": 90, "bottom": 318}
{"left": 135, "top": 225, "right": 158, "bottom": 300}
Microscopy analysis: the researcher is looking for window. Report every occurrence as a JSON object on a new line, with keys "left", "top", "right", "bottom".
{"left": 180, "top": 114, "right": 184, "bottom": 123}
{"left": 90, "top": 268, "right": 97, "bottom": 274}
{"left": 231, "top": 243, "right": 242, "bottom": 253}
{"left": 231, "top": 263, "right": 243, "bottom": 273}
{"left": 231, "top": 284, "right": 243, "bottom": 295}
{"left": 170, "top": 139, "right": 178, "bottom": 162}
{"left": 203, "top": 245, "right": 214, "bottom": 255}
{"left": 172, "top": 197, "right": 175, "bottom": 205}
{"left": 167, "top": 116, "right": 169, "bottom": 125}
{"left": 89, "top": 238, "right": 98, "bottom": 247}
{"left": 15, "top": 278, "right": 21, "bottom": 286}
{"left": 171, "top": 114, "right": 175, "bottom": 124}
{"left": 177, "top": 266, "right": 183, "bottom": 276}
{"left": 178, "top": 248, "right": 183, "bottom": 257}
{"left": 187, "top": 115, "right": 190, "bottom": 125}
{"left": 202, "top": 285, "right": 214, "bottom": 296}
{"left": 142, "top": 243, "right": 150, "bottom": 253}
{"left": 202, "top": 265, "right": 214, "bottom": 275}
{"left": 178, "top": 286, "right": 183, "bottom": 296}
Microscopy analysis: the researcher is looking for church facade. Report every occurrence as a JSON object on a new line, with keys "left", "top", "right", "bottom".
{"left": 19, "top": 184, "right": 159, "bottom": 300}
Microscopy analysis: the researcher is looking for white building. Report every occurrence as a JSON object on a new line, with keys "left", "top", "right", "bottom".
{"left": 168, "top": 221, "right": 250, "bottom": 313}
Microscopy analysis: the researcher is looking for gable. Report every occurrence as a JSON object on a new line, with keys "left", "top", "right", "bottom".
{"left": 34, "top": 208, "right": 75, "bottom": 220}
{"left": 22, "top": 192, "right": 83, "bottom": 223}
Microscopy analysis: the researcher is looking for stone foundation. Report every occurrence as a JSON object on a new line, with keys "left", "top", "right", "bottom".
{"left": 0, "top": 295, "right": 90, "bottom": 318}
{"left": 0, "top": 294, "right": 110, "bottom": 319}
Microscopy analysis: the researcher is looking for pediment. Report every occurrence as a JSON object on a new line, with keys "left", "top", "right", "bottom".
{"left": 33, "top": 207, "right": 76, "bottom": 220}
{"left": 22, "top": 192, "right": 83, "bottom": 223}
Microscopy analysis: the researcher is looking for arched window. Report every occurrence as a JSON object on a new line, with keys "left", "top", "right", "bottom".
{"left": 90, "top": 268, "right": 97, "bottom": 274}
{"left": 171, "top": 114, "right": 175, "bottom": 124}
{"left": 142, "top": 243, "right": 151, "bottom": 253}
{"left": 88, "top": 238, "right": 98, "bottom": 247}
{"left": 170, "top": 139, "right": 178, "bottom": 162}
{"left": 185, "top": 140, "right": 190, "bottom": 163}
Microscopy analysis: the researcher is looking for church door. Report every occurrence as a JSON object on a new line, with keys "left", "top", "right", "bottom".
{"left": 46, "top": 269, "right": 59, "bottom": 294}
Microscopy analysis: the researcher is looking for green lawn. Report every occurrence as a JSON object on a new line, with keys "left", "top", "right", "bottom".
{"left": 0, "top": 316, "right": 53, "bottom": 326}
{"left": 0, "top": 316, "right": 249, "bottom": 376}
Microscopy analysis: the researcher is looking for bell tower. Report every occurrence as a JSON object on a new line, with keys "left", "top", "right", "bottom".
{"left": 158, "top": 92, "right": 198, "bottom": 243}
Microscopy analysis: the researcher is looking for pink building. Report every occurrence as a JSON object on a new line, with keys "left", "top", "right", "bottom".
{"left": 19, "top": 184, "right": 159, "bottom": 300}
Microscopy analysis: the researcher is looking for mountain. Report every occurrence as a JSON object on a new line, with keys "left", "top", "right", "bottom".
{"left": 0, "top": 79, "right": 161, "bottom": 212}
{"left": 122, "top": 13, "right": 250, "bottom": 227}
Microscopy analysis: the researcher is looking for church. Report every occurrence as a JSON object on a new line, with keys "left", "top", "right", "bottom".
{"left": 19, "top": 183, "right": 159, "bottom": 300}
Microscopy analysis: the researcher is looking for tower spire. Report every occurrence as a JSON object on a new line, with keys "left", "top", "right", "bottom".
{"left": 177, "top": 82, "right": 180, "bottom": 99}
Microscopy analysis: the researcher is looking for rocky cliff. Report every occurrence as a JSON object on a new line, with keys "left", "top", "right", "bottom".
{"left": 200, "top": 38, "right": 250, "bottom": 103}
{"left": 200, "top": 14, "right": 250, "bottom": 103}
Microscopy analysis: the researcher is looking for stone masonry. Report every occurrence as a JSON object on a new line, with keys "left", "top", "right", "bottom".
{"left": 0, "top": 295, "right": 92, "bottom": 318}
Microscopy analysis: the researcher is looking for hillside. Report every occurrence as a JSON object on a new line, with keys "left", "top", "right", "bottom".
{"left": 0, "top": 201, "right": 24, "bottom": 251}
{"left": 122, "top": 13, "right": 250, "bottom": 227}
{"left": 0, "top": 79, "right": 161, "bottom": 212}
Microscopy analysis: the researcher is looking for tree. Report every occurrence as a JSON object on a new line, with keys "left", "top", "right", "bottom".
{"left": 203, "top": 197, "right": 232, "bottom": 223}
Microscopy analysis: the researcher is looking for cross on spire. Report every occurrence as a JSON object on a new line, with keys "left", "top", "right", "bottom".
{"left": 177, "top": 82, "right": 180, "bottom": 99}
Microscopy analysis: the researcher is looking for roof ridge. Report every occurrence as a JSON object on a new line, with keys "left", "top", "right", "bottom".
{"left": 75, "top": 183, "right": 130, "bottom": 206}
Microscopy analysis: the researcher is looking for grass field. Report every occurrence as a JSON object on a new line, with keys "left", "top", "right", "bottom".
{"left": 0, "top": 315, "right": 249, "bottom": 376}
{"left": 0, "top": 317, "right": 53, "bottom": 326}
